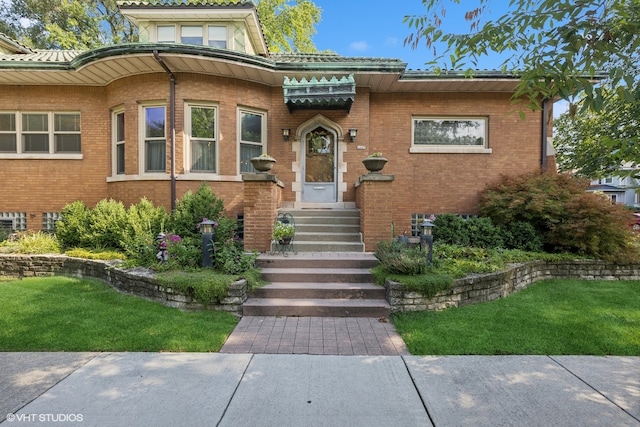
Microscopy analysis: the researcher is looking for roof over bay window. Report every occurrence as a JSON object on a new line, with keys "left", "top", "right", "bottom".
{"left": 283, "top": 75, "right": 356, "bottom": 112}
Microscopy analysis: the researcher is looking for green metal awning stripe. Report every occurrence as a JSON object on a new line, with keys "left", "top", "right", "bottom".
{"left": 283, "top": 75, "right": 356, "bottom": 112}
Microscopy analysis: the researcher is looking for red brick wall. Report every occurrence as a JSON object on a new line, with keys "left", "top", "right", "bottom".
{"left": 0, "top": 85, "right": 110, "bottom": 229}
{"left": 1, "top": 76, "right": 545, "bottom": 240}
{"left": 368, "top": 91, "right": 544, "bottom": 237}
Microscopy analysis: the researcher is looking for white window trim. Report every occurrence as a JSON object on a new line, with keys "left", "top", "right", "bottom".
{"left": 183, "top": 102, "right": 219, "bottom": 177}
{"left": 153, "top": 23, "right": 229, "bottom": 48}
{"left": 111, "top": 108, "right": 125, "bottom": 177}
{"left": 410, "top": 116, "right": 491, "bottom": 154}
{"left": 157, "top": 25, "right": 176, "bottom": 43}
{"left": 0, "top": 111, "right": 82, "bottom": 159}
{"left": 138, "top": 102, "right": 167, "bottom": 176}
{"left": 237, "top": 107, "right": 267, "bottom": 175}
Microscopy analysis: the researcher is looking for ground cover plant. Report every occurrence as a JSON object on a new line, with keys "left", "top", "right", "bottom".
{"left": 0, "top": 276, "right": 238, "bottom": 352}
{"left": 393, "top": 279, "right": 640, "bottom": 356}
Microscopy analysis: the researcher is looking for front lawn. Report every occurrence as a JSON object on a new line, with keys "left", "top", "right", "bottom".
{"left": 0, "top": 276, "right": 238, "bottom": 352}
{"left": 393, "top": 279, "right": 640, "bottom": 355}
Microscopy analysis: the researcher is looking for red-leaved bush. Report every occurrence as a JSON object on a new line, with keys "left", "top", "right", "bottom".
{"left": 479, "top": 172, "right": 638, "bottom": 261}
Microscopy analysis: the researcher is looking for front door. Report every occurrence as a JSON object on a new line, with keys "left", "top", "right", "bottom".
{"left": 302, "top": 126, "right": 336, "bottom": 202}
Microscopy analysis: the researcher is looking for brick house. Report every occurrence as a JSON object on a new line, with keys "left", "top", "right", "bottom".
{"left": 0, "top": 2, "right": 555, "bottom": 252}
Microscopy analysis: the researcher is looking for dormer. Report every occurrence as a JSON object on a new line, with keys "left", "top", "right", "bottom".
{"left": 0, "top": 33, "right": 33, "bottom": 54}
{"left": 117, "top": 1, "right": 268, "bottom": 56}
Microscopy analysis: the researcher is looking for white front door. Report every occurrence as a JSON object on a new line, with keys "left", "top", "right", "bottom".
{"left": 302, "top": 126, "right": 337, "bottom": 202}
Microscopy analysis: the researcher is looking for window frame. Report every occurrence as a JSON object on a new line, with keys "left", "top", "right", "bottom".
{"left": 139, "top": 103, "right": 167, "bottom": 175}
{"left": 0, "top": 111, "right": 82, "bottom": 159}
{"left": 410, "top": 116, "right": 491, "bottom": 154}
{"left": 111, "top": 108, "right": 125, "bottom": 176}
{"left": 184, "top": 102, "right": 218, "bottom": 175}
{"left": 157, "top": 25, "right": 176, "bottom": 43}
{"left": 238, "top": 107, "right": 267, "bottom": 174}
{"left": 155, "top": 24, "right": 229, "bottom": 48}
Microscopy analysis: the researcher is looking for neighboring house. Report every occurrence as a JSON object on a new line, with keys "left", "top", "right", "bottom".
{"left": 587, "top": 175, "right": 640, "bottom": 208}
{"left": 0, "top": 1, "right": 555, "bottom": 251}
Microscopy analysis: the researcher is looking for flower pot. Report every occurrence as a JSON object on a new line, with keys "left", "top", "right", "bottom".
{"left": 362, "top": 157, "right": 388, "bottom": 173}
{"left": 250, "top": 156, "right": 276, "bottom": 172}
{"left": 278, "top": 237, "right": 293, "bottom": 245}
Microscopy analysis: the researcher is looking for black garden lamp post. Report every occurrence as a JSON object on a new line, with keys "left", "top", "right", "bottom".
{"left": 420, "top": 219, "right": 435, "bottom": 267}
{"left": 199, "top": 219, "right": 216, "bottom": 268}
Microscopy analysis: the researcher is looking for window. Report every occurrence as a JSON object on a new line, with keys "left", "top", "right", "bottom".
{"left": 239, "top": 109, "right": 266, "bottom": 173}
{"left": 112, "top": 110, "right": 125, "bottom": 175}
{"left": 0, "top": 212, "right": 26, "bottom": 232}
{"left": 0, "top": 112, "right": 80, "bottom": 156}
{"left": 42, "top": 212, "right": 61, "bottom": 233}
{"left": 208, "top": 26, "right": 227, "bottom": 48}
{"left": 54, "top": 113, "right": 81, "bottom": 152}
{"left": 187, "top": 104, "right": 217, "bottom": 173}
{"left": 181, "top": 26, "right": 203, "bottom": 45}
{"left": 0, "top": 113, "right": 16, "bottom": 152}
{"left": 411, "top": 116, "right": 490, "bottom": 154}
{"left": 157, "top": 24, "right": 227, "bottom": 47}
{"left": 157, "top": 25, "right": 175, "bottom": 43}
{"left": 142, "top": 106, "right": 166, "bottom": 173}
{"left": 23, "top": 113, "right": 48, "bottom": 152}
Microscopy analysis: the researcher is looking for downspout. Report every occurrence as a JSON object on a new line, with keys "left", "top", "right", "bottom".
{"left": 541, "top": 98, "right": 549, "bottom": 172}
{"left": 153, "top": 50, "right": 177, "bottom": 212}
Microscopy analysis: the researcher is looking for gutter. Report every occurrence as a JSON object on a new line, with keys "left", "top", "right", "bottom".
{"left": 153, "top": 50, "right": 177, "bottom": 213}
{"left": 541, "top": 99, "right": 549, "bottom": 171}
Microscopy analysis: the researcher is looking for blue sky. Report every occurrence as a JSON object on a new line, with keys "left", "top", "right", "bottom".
{"left": 312, "top": 0, "right": 510, "bottom": 70}
{"left": 311, "top": 0, "right": 569, "bottom": 116}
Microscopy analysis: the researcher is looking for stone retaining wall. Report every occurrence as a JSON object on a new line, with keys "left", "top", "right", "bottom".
{"left": 0, "top": 254, "right": 247, "bottom": 315}
{"left": 385, "top": 260, "right": 640, "bottom": 313}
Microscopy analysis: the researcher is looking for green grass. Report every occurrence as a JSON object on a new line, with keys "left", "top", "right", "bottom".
{"left": 393, "top": 279, "right": 640, "bottom": 356}
{"left": 0, "top": 276, "right": 239, "bottom": 352}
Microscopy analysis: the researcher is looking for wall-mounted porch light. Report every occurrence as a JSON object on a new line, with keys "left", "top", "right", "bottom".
{"left": 348, "top": 128, "right": 358, "bottom": 143}
{"left": 282, "top": 128, "right": 291, "bottom": 141}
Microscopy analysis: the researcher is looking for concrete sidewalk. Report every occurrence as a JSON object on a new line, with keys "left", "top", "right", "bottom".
{"left": 1, "top": 353, "right": 638, "bottom": 426}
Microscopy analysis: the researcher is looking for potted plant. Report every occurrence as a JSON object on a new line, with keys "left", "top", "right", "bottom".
{"left": 362, "top": 152, "right": 388, "bottom": 173}
{"left": 272, "top": 221, "right": 295, "bottom": 245}
{"left": 250, "top": 153, "right": 276, "bottom": 172}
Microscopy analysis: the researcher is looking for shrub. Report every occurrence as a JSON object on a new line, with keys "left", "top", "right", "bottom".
{"left": 374, "top": 240, "right": 426, "bottom": 275}
{"left": 121, "top": 198, "right": 169, "bottom": 265}
{"left": 214, "top": 240, "right": 258, "bottom": 275}
{"left": 479, "top": 172, "right": 638, "bottom": 260}
{"left": 433, "top": 214, "right": 503, "bottom": 248}
{"left": 169, "top": 184, "right": 226, "bottom": 240}
{"left": 499, "top": 221, "right": 544, "bottom": 252}
{"left": 56, "top": 201, "right": 91, "bottom": 249}
{"left": 82, "top": 199, "right": 128, "bottom": 250}
{"left": 433, "top": 214, "right": 468, "bottom": 246}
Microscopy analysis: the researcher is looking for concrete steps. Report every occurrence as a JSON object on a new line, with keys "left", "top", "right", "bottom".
{"left": 244, "top": 253, "right": 389, "bottom": 317}
{"left": 271, "top": 208, "right": 364, "bottom": 253}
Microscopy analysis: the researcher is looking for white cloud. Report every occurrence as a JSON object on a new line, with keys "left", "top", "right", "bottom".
{"left": 349, "top": 41, "right": 369, "bottom": 52}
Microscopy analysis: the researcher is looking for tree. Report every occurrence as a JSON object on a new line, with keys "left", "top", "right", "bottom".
{"left": 554, "top": 86, "right": 640, "bottom": 179}
{"left": 0, "top": 0, "right": 320, "bottom": 52}
{"left": 404, "top": 0, "right": 640, "bottom": 113}
{"left": 256, "top": 0, "right": 321, "bottom": 53}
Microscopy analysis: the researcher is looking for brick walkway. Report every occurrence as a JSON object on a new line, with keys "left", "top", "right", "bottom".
{"left": 220, "top": 316, "right": 410, "bottom": 356}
